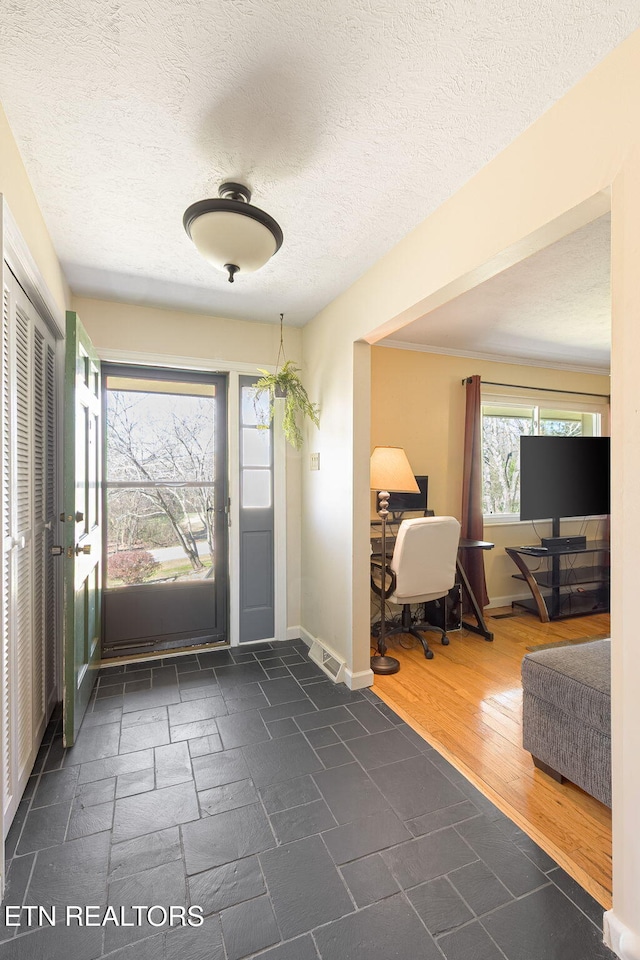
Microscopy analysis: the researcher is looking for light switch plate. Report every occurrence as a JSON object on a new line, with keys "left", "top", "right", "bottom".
{"left": 310, "top": 452, "right": 320, "bottom": 471}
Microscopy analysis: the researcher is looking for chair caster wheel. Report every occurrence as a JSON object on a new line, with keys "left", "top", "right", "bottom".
{"left": 425, "top": 649, "right": 434, "bottom": 660}
{"left": 441, "top": 636, "right": 449, "bottom": 645}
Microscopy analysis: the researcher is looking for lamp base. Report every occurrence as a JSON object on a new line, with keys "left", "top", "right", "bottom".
{"left": 370, "top": 654, "right": 400, "bottom": 675}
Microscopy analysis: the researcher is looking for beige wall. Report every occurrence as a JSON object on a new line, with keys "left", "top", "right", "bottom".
{"left": 301, "top": 30, "right": 640, "bottom": 946}
{"left": 0, "top": 102, "right": 69, "bottom": 314}
{"left": 73, "top": 296, "right": 303, "bottom": 631}
{"left": 72, "top": 296, "right": 302, "bottom": 369}
{"left": 371, "top": 346, "right": 610, "bottom": 604}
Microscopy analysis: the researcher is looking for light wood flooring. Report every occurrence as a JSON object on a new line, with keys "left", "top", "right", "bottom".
{"left": 373, "top": 608, "right": 612, "bottom": 908}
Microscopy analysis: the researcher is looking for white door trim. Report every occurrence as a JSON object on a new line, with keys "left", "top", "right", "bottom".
{"left": 0, "top": 198, "right": 64, "bottom": 340}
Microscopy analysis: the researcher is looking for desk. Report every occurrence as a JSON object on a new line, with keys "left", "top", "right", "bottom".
{"left": 457, "top": 539, "right": 495, "bottom": 641}
{"left": 370, "top": 533, "right": 494, "bottom": 641}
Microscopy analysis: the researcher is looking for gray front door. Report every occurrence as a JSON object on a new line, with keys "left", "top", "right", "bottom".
{"left": 102, "top": 365, "right": 228, "bottom": 657}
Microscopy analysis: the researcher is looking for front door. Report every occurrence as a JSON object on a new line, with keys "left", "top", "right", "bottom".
{"left": 102, "top": 365, "right": 228, "bottom": 657}
{"left": 63, "top": 311, "right": 102, "bottom": 746}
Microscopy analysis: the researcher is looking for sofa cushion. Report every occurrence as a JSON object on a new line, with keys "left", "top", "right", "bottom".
{"left": 521, "top": 639, "right": 610, "bottom": 735}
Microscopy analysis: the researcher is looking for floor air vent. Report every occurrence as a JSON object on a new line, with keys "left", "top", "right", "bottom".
{"left": 309, "top": 639, "right": 346, "bottom": 683}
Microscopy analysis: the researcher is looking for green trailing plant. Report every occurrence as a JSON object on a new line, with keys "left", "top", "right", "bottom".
{"left": 254, "top": 360, "right": 320, "bottom": 449}
{"left": 252, "top": 315, "right": 319, "bottom": 449}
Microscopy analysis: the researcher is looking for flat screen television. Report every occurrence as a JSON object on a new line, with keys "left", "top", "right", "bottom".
{"left": 387, "top": 475, "right": 428, "bottom": 514}
{"left": 519, "top": 437, "right": 610, "bottom": 521}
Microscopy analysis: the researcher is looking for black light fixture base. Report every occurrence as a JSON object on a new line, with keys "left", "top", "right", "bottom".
{"left": 219, "top": 181, "right": 252, "bottom": 203}
{"left": 371, "top": 654, "right": 400, "bottom": 675}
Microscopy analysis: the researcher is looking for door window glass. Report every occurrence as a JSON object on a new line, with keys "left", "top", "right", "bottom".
{"left": 105, "top": 376, "right": 217, "bottom": 587}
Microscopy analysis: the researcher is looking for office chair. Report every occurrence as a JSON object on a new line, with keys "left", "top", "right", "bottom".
{"left": 371, "top": 516, "right": 461, "bottom": 660}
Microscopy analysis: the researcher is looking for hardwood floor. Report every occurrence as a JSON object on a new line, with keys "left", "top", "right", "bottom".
{"left": 372, "top": 608, "right": 612, "bottom": 908}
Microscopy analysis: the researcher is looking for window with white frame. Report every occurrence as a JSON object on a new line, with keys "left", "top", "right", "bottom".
{"left": 481, "top": 392, "right": 607, "bottom": 520}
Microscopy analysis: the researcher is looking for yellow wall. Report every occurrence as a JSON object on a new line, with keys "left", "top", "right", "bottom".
{"left": 301, "top": 30, "right": 640, "bottom": 939}
{"left": 371, "top": 346, "right": 610, "bottom": 604}
{"left": 0, "top": 103, "right": 69, "bottom": 314}
{"left": 72, "top": 296, "right": 302, "bottom": 369}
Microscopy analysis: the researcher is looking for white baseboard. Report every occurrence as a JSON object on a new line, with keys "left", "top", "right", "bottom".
{"left": 286, "top": 626, "right": 304, "bottom": 642}
{"left": 604, "top": 911, "right": 640, "bottom": 959}
{"left": 344, "top": 667, "right": 374, "bottom": 690}
{"left": 296, "top": 626, "right": 372, "bottom": 688}
{"left": 299, "top": 627, "right": 349, "bottom": 684}
{"left": 298, "top": 626, "right": 314, "bottom": 648}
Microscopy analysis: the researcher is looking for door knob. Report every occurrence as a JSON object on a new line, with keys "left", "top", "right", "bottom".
{"left": 50, "top": 545, "right": 64, "bottom": 557}
{"left": 75, "top": 511, "right": 84, "bottom": 522}
{"left": 75, "top": 543, "right": 91, "bottom": 556}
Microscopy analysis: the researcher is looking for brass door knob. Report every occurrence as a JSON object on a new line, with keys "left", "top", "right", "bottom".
{"left": 75, "top": 543, "right": 91, "bottom": 556}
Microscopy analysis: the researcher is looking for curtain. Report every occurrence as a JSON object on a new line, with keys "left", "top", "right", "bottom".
{"left": 461, "top": 375, "right": 489, "bottom": 610}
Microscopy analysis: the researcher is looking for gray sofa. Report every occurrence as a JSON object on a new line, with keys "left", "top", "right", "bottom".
{"left": 521, "top": 638, "right": 611, "bottom": 807}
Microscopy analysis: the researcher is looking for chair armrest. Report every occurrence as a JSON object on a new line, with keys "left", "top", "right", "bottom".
{"left": 370, "top": 559, "right": 396, "bottom": 598}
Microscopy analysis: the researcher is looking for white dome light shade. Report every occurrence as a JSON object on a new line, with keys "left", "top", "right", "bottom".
{"left": 189, "top": 210, "right": 278, "bottom": 273}
{"left": 183, "top": 183, "right": 283, "bottom": 283}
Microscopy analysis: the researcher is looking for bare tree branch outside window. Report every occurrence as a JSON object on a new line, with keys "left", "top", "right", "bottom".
{"left": 482, "top": 404, "right": 590, "bottom": 516}
{"left": 106, "top": 389, "right": 216, "bottom": 586}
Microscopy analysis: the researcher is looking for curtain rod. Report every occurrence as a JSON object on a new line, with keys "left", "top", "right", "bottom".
{"left": 461, "top": 377, "right": 610, "bottom": 400}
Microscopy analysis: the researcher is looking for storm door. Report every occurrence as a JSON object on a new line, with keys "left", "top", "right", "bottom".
{"left": 102, "top": 365, "right": 228, "bottom": 657}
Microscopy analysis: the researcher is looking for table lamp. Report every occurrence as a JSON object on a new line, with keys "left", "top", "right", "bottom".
{"left": 370, "top": 446, "right": 419, "bottom": 675}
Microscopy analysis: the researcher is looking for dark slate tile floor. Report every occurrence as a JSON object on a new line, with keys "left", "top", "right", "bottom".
{"left": 1, "top": 639, "right": 614, "bottom": 960}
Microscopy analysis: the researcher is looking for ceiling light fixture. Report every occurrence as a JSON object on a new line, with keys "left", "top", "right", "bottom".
{"left": 183, "top": 181, "right": 283, "bottom": 283}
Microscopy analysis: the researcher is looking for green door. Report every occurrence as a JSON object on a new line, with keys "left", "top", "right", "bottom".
{"left": 63, "top": 311, "right": 102, "bottom": 746}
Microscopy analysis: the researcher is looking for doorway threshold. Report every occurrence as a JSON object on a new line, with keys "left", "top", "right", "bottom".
{"left": 100, "top": 640, "right": 230, "bottom": 670}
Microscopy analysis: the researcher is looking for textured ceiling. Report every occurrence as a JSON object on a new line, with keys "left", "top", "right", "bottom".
{"left": 383, "top": 214, "right": 611, "bottom": 370}
{"left": 0, "top": 3, "right": 637, "bottom": 330}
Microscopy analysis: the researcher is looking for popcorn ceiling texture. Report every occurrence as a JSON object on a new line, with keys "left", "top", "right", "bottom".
{"left": 0, "top": 1, "right": 637, "bottom": 327}
{"left": 383, "top": 214, "right": 612, "bottom": 370}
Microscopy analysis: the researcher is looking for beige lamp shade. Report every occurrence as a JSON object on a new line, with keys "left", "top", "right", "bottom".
{"left": 370, "top": 446, "right": 419, "bottom": 492}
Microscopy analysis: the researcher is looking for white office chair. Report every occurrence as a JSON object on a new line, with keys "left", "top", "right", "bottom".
{"left": 372, "top": 516, "right": 461, "bottom": 660}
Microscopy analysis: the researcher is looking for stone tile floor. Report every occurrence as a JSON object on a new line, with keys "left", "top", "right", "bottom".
{"left": 1, "top": 639, "right": 614, "bottom": 959}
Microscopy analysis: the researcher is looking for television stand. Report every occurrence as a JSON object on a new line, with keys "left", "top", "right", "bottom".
{"left": 505, "top": 539, "right": 610, "bottom": 622}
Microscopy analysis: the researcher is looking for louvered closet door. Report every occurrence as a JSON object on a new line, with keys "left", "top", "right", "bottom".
{"left": 1, "top": 268, "right": 57, "bottom": 836}
{"left": 1, "top": 275, "right": 13, "bottom": 832}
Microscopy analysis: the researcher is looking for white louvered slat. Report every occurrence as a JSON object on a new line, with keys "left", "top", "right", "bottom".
{"left": 15, "top": 542, "right": 32, "bottom": 773}
{"left": 15, "top": 305, "right": 30, "bottom": 536}
{"left": 32, "top": 528, "right": 45, "bottom": 727}
{"left": 14, "top": 300, "right": 33, "bottom": 779}
{"left": 33, "top": 329, "right": 45, "bottom": 524}
{"left": 1, "top": 547, "right": 11, "bottom": 819}
{"left": 1, "top": 280, "right": 13, "bottom": 819}
{"left": 32, "top": 329, "right": 47, "bottom": 732}
{"left": 2, "top": 268, "right": 59, "bottom": 841}
{"left": 2, "top": 286, "right": 10, "bottom": 543}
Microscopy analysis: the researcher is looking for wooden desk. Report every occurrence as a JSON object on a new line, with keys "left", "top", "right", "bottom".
{"left": 370, "top": 533, "right": 495, "bottom": 641}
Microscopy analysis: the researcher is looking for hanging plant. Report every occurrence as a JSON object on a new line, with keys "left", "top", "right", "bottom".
{"left": 253, "top": 315, "right": 320, "bottom": 449}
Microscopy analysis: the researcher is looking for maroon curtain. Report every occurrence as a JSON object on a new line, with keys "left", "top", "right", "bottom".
{"left": 461, "top": 376, "right": 489, "bottom": 610}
